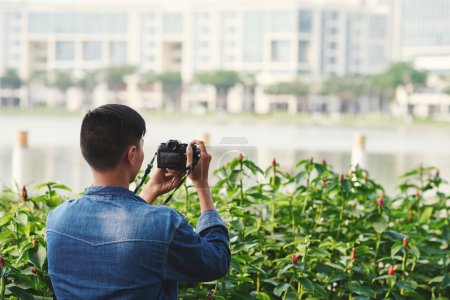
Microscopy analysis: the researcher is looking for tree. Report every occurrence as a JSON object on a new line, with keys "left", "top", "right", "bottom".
{"left": 139, "top": 72, "right": 182, "bottom": 110}
{"left": 0, "top": 69, "right": 22, "bottom": 106}
{"left": 49, "top": 71, "right": 74, "bottom": 107}
{"left": 103, "top": 65, "right": 134, "bottom": 103}
{"left": 157, "top": 72, "right": 182, "bottom": 110}
{"left": 195, "top": 70, "right": 239, "bottom": 112}
{"left": 76, "top": 71, "right": 100, "bottom": 107}
{"left": 369, "top": 62, "right": 427, "bottom": 112}
{"left": 265, "top": 80, "right": 310, "bottom": 112}
{"left": 322, "top": 75, "right": 369, "bottom": 113}
{"left": 376, "top": 62, "right": 427, "bottom": 93}
{"left": 240, "top": 73, "right": 257, "bottom": 112}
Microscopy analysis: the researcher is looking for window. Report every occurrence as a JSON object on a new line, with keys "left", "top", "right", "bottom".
{"left": 328, "top": 57, "right": 336, "bottom": 64}
{"left": 299, "top": 10, "right": 312, "bottom": 33}
{"left": 83, "top": 41, "right": 102, "bottom": 61}
{"left": 329, "top": 42, "right": 337, "bottom": 49}
{"left": 163, "top": 13, "right": 183, "bottom": 34}
{"left": 55, "top": 41, "right": 75, "bottom": 60}
{"left": 28, "top": 13, "right": 127, "bottom": 34}
{"left": 110, "top": 41, "right": 127, "bottom": 64}
{"left": 298, "top": 41, "right": 308, "bottom": 62}
{"left": 329, "top": 27, "right": 338, "bottom": 35}
{"left": 369, "top": 15, "right": 387, "bottom": 38}
{"left": 271, "top": 40, "right": 290, "bottom": 62}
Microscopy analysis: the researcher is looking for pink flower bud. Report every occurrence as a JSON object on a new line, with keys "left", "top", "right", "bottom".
{"left": 292, "top": 253, "right": 300, "bottom": 264}
{"left": 388, "top": 265, "right": 397, "bottom": 275}
{"left": 350, "top": 248, "right": 356, "bottom": 261}
{"left": 403, "top": 236, "right": 409, "bottom": 247}
{"left": 339, "top": 173, "right": 344, "bottom": 181}
{"left": 272, "top": 158, "right": 277, "bottom": 167}
{"left": 0, "top": 256, "right": 4, "bottom": 267}
{"left": 377, "top": 196, "right": 384, "bottom": 207}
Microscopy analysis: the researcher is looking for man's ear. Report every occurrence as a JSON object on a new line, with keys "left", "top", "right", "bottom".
{"left": 126, "top": 145, "right": 137, "bottom": 165}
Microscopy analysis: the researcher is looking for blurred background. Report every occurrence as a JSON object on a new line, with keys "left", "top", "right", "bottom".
{"left": 1, "top": 0, "right": 449, "bottom": 193}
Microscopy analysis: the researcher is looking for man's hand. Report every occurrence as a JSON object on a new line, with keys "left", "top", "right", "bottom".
{"left": 187, "top": 140, "right": 212, "bottom": 188}
{"left": 139, "top": 168, "right": 184, "bottom": 204}
{"left": 187, "top": 140, "right": 215, "bottom": 213}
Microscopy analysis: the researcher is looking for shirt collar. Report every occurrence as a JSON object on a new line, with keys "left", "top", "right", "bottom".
{"left": 84, "top": 186, "right": 146, "bottom": 204}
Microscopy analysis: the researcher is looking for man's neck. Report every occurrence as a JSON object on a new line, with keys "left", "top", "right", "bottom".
{"left": 92, "top": 166, "right": 130, "bottom": 189}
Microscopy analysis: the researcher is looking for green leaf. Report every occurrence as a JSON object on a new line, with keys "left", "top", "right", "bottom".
{"left": 395, "top": 280, "right": 418, "bottom": 291}
{"left": 373, "top": 219, "right": 388, "bottom": 234}
{"left": 324, "top": 262, "right": 345, "bottom": 271}
{"left": 419, "top": 207, "right": 433, "bottom": 223}
{"left": 391, "top": 243, "right": 403, "bottom": 258}
{"left": 29, "top": 245, "right": 47, "bottom": 268}
{"left": 273, "top": 283, "right": 291, "bottom": 297}
{"left": 428, "top": 276, "right": 444, "bottom": 284}
{"left": 297, "top": 277, "right": 314, "bottom": 291}
{"left": 352, "top": 283, "right": 376, "bottom": 298}
{"left": 251, "top": 292, "right": 271, "bottom": 300}
{"left": 0, "top": 230, "right": 13, "bottom": 239}
{"left": 0, "top": 213, "right": 12, "bottom": 226}
{"left": 409, "top": 245, "right": 420, "bottom": 259}
{"left": 328, "top": 273, "right": 348, "bottom": 283}
{"left": 17, "top": 213, "right": 28, "bottom": 225}
{"left": 7, "top": 286, "right": 34, "bottom": 300}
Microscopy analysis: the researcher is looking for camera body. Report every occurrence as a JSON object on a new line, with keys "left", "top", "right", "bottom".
{"left": 157, "top": 140, "right": 200, "bottom": 170}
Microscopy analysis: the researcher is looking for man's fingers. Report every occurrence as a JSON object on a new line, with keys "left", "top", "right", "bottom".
{"left": 186, "top": 144, "right": 193, "bottom": 166}
{"left": 190, "top": 139, "right": 208, "bottom": 156}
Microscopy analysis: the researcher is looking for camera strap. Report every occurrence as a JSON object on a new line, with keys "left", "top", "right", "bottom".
{"left": 133, "top": 152, "right": 158, "bottom": 194}
{"left": 134, "top": 152, "right": 197, "bottom": 206}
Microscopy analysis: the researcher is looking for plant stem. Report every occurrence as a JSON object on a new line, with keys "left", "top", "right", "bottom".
{"left": 0, "top": 276, "right": 5, "bottom": 300}
{"left": 374, "top": 233, "right": 381, "bottom": 263}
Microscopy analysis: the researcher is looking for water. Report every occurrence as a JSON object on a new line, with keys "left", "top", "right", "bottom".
{"left": 1, "top": 114, "right": 449, "bottom": 194}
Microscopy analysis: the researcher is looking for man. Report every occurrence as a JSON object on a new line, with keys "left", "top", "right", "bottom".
{"left": 46, "top": 104, "right": 230, "bottom": 299}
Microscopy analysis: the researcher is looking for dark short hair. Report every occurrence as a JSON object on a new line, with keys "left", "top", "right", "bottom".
{"left": 80, "top": 104, "right": 146, "bottom": 170}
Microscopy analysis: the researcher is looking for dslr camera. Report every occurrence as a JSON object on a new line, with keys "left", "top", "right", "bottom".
{"left": 157, "top": 140, "right": 201, "bottom": 170}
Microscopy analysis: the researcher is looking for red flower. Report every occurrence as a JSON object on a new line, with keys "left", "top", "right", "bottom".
{"left": 407, "top": 210, "right": 413, "bottom": 222}
{"left": 0, "top": 256, "right": 4, "bottom": 267}
{"left": 350, "top": 247, "right": 356, "bottom": 261}
{"left": 206, "top": 291, "right": 213, "bottom": 300}
{"left": 292, "top": 253, "right": 300, "bottom": 264}
{"left": 403, "top": 236, "right": 409, "bottom": 247}
{"left": 377, "top": 196, "right": 384, "bottom": 207}
{"left": 271, "top": 158, "right": 277, "bottom": 167}
{"left": 321, "top": 159, "right": 327, "bottom": 166}
{"left": 339, "top": 173, "right": 344, "bottom": 181}
{"left": 21, "top": 185, "right": 28, "bottom": 202}
{"left": 435, "top": 169, "right": 440, "bottom": 178}
{"left": 388, "top": 265, "right": 397, "bottom": 275}
{"left": 32, "top": 268, "right": 38, "bottom": 275}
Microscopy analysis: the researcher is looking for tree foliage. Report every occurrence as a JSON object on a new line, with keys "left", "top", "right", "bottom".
{"left": 0, "top": 69, "right": 22, "bottom": 89}
{"left": 195, "top": 70, "right": 239, "bottom": 93}
{"left": 103, "top": 65, "right": 135, "bottom": 91}
{"left": 264, "top": 81, "right": 309, "bottom": 98}
{"left": 50, "top": 72, "right": 74, "bottom": 93}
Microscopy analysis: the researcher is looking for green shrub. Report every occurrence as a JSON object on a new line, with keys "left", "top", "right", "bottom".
{"left": 0, "top": 159, "right": 448, "bottom": 300}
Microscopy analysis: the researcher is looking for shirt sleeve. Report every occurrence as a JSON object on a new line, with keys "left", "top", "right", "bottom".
{"left": 163, "top": 209, "right": 231, "bottom": 282}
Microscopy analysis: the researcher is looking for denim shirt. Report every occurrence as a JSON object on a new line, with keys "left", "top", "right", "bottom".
{"left": 46, "top": 186, "right": 230, "bottom": 300}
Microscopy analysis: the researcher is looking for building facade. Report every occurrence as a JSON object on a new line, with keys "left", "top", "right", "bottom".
{"left": 1, "top": 0, "right": 391, "bottom": 80}
{"left": 0, "top": 0, "right": 391, "bottom": 112}
{"left": 392, "top": 0, "right": 450, "bottom": 72}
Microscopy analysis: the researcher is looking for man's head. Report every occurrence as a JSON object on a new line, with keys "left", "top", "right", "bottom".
{"left": 80, "top": 104, "right": 146, "bottom": 180}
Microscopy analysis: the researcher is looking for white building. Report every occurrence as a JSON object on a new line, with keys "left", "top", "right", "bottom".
{"left": 0, "top": 0, "right": 391, "bottom": 112}
{"left": 392, "top": 0, "right": 450, "bottom": 73}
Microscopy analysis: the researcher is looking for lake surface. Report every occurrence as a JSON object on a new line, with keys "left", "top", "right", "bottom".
{"left": 1, "top": 114, "right": 449, "bottom": 194}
